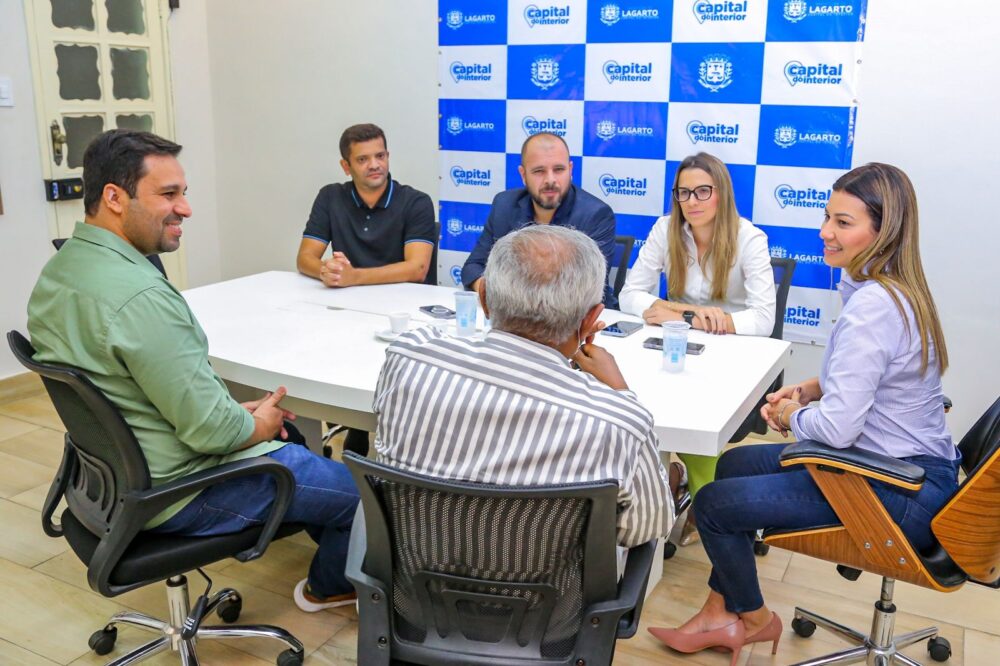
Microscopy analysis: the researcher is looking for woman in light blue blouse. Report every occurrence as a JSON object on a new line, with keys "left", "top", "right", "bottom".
{"left": 646, "top": 163, "right": 959, "bottom": 664}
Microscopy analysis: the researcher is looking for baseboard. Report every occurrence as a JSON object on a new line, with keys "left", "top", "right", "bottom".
{"left": 0, "top": 372, "right": 45, "bottom": 404}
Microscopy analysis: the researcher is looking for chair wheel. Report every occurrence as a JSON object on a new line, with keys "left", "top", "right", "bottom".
{"left": 753, "top": 540, "right": 770, "bottom": 556}
{"left": 277, "top": 648, "right": 305, "bottom": 666}
{"left": 89, "top": 626, "right": 118, "bottom": 655}
{"left": 928, "top": 636, "right": 951, "bottom": 662}
{"left": 217, "top": 595, "right": 242, "bottom": 623}
{"left": 791, "top": 617, "right": 816, "bottom": 638}
{"left": 663, "top": 541, "right": 677, "bottom": 560}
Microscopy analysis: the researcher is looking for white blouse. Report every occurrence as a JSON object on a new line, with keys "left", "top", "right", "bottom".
{"left": 619, "top": 216, "right": 776, "bottom": 336}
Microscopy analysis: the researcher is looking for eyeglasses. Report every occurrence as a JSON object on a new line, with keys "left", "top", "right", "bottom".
{"left": 673, "top": 185, "right": 714, "bottom": 202}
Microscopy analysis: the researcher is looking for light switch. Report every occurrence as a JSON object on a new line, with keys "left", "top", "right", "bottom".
{"left": 0, "top": 77, "right": 13, "bottom": 107}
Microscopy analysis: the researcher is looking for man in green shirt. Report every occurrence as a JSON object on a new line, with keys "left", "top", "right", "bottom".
{"left": 28, "top": 130, "right": 359, "bottom": 612}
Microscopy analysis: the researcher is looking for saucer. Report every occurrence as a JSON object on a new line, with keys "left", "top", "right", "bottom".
{"left": 375, "top": 328, "right": 402, "bottom": 342}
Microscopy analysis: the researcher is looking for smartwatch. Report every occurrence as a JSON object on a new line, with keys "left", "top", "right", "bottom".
{"left": 682, "top": 310, "right": 696, "bottom": 325}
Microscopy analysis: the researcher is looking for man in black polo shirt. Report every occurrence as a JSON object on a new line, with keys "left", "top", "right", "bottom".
{"left": 297, "top": 123, "right": 436, "bottom": 288}
{"left": 297, "top": 123, "right": 436, "bottom": 455}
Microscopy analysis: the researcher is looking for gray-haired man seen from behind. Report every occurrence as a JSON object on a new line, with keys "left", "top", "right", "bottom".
{"left": 373, "top": 225, "right": 673, "bottom": 547}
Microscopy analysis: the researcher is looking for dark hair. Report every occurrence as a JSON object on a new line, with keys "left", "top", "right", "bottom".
{"left": 338, "top": 123, "right": 387, "bottom": 160}
{"left": 82, "top": 130, "right": 182, "bottom": 215}
{"left": 520, "top": 131, "right": 570, "bottom": 163}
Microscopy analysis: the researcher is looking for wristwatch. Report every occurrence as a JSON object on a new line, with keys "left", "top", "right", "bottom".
{"left": 682, "top": 310, "right": 696, "bottom": 325}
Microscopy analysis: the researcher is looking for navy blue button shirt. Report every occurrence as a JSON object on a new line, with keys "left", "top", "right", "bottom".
{"left": 461, "top": 185, "right": 618, "bottom": 308}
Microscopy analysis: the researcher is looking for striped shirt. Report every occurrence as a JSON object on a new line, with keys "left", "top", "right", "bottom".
{"left": 373, "top": 327, "right": 674, "bottom": 547}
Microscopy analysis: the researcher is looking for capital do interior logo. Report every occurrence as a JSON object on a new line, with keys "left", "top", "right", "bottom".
{"left": 449, "top": 166, "right": 492, "bottom": 187}
{"left": 698, "top": 54, "right": 733, "bottom": 92}
{"left": 450, "top": 61, "right": 493, "bottom": 83}
{"left": 773, "top": 124, "right": 841, "bottom": 149}
{"left": 603, "top": 60, "right": 654, "bottom": 84}
{"left": 450, "top": 266, "right": 463, "bottom": 285}
{"left": 522, "top": 115, "right": 568, "bottom": 137}
{"left": 774, "top": 183, "right": 831, "bottom": 209}
{"left": 524, "top": 4, "right": 571, "bottom": 28}
{"left": 530, "top": 56, "right": 560, "bottom": 90}
{"left": 599, "top": 173, "right": 648, "bottom": 197}
{"left": 784, "top": 61, "right": 844, "bottom": 86}
{"left": 446, "top": 217, "right": 464, "bottom": 236}
{"left": 693, "top": 1, "right": 748, "bottom": 24}
{"left": 686, "top": 120, "right": 740, "bottom": 145}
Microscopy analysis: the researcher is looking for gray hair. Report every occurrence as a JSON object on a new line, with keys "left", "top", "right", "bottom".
{"left": 483, "top": 225, "right": 606, "bottom": 346}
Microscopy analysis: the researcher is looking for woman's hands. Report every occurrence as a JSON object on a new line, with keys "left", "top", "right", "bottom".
{"left": 760, "top": 378, "right": 822, "bottom": 436}
{"left": 641, "top": 301, "right": 731, "bottom": 334}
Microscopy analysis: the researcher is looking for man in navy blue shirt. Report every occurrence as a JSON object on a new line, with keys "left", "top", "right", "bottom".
{"left": 461, "top": 132, "right": 618, "bottom": 307}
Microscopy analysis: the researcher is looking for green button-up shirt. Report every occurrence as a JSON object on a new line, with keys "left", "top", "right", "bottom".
{"left": 28, "top": 223, "right": 284, "bottom": 527}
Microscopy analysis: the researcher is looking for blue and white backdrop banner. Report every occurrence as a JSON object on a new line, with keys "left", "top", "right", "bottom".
{"left": 438, "top": 0, "right": 867, "bottom": 344}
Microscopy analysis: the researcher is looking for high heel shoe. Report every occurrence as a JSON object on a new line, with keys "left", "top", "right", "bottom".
{"left": 745, "top": 611, "right": 783, "bottom": 655}
{"left": 679, "top": 513, "right": 700, "bottom": 546}
{"left": 648, "top": 620, "right": 746, "bottom": 666}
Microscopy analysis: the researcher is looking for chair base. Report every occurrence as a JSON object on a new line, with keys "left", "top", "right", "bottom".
{"left": 94, "top": 574, "right": 305, "bottom": 666}
{"left": 789, "top": 578, "right": 943, "bottom": 666}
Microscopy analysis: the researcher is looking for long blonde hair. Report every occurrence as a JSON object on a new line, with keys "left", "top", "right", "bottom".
{"left": 833, "top": 163, "right": 948, "bottom": 374}
{"left": 667, "top": 153, "right": 740, "bottom": 301}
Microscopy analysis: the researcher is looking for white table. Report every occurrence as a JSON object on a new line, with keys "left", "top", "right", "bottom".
{"left": 183, "top": 271, "right": 791, "bottom": 457}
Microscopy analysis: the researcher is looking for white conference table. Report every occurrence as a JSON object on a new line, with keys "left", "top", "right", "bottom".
{"left": 183, "top": 271, "right": 791, "bottom": 457}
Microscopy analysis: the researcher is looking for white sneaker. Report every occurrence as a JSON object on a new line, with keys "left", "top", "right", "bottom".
{"left": 293, "top": 578, "right": 358, "bottom": 612}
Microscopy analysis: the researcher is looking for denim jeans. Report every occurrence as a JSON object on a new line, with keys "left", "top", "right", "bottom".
{"left": 694, "top": 442, "right": 960, "bottom": 614}
{"left": 152, "top": 444, "right": 360, "bottom": 597}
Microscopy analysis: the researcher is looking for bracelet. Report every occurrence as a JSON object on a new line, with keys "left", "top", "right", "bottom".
{"left": 777, "top": 401, "right": 800, "bottom": 429}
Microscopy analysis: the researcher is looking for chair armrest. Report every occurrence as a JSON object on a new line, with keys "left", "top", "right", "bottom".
{"left": 41, "top": 435, "right": 77, "bottom": 538}
{"left": 779, "top": 440, "right": 925, "bottom": 491}
{"left": 582, "top": 539, "right": 656, "bottom": 639}
{"left": 127, "top": 456, "right": 296, "bottom": 562}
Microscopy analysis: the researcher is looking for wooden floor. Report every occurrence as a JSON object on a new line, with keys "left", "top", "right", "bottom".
{"left": 0, "top": 376, "right": 995, "bottom": 665}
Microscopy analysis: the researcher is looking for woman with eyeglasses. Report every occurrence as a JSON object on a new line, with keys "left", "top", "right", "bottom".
{"left": 619, "top": 152, "right": 776, "bottom": 545}
{"left": 646, "top": 163, "right": 958, "bottom": 665}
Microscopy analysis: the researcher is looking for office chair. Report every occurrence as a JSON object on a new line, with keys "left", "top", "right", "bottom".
{"left": 762, "top": 395, "right": 1000, "bottom": 666}
{"left": 342, "top": 452, "right": 656, "bottom": 666}
{"left": 52, "top": 237, "right": 169, "bottom": 279}
{"left": 609, "top": 234, "right": 635, "bottom": 300}
{"left": 7, "top": 330, "right": 306, "bottom": 666}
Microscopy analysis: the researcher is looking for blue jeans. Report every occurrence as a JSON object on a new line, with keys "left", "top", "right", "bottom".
{"left": 153, "top": 444, "right": 360, "bottom": 597}
{"left": 694, "top": 442, "right": 960, "bottom": 614}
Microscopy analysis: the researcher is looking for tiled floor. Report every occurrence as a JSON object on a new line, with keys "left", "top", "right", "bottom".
{"left": 0, "top": 381, "right": 994, "bottom": 665}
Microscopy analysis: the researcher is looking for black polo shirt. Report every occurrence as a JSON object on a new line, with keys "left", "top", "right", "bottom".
{"left": 302, "top": 176, "right": 435, "bottom": 268}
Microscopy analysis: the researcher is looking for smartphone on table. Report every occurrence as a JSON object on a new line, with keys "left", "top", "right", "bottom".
{"left": 642, "top": 337, "right": 706, "bottom": 355}
{"left": 601, "top": 321, "right": 644, "bottom": 338}
{"left": 419, "top": 305, "right": 455, "bottom": 319}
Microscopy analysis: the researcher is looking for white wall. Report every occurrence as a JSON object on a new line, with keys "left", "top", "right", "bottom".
{"left": 199, "top": 0, "right": 439, "bottom": 279}
{"left": 0, "top": 1, "right": 55, "bottom": 379}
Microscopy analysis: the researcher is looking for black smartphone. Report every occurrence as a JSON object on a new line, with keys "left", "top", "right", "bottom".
{"left": 601, "top": 321, "right": 644, "bottom": 338}
{"left": 642, "top": 337, "right": 705, "bottom": 355}
{"left": 419, "top": 305, "right": 455, "bottom": 319}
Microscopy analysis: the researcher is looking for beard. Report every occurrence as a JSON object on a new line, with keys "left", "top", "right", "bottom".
{"left": 530, "top": 187, "right": 563, "bottom": 211}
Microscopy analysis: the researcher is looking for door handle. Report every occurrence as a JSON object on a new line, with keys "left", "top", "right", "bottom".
{"left": 50, "top": 120, "right": 66, "bottom": 166}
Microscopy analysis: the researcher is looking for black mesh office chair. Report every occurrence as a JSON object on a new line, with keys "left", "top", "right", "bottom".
{"left": 342, "top": 452, "right": 656, "bottom": 666}
{"left": 7, "top": 330, "right": 306, "bottom": 666}
{"left": 52, "top": 237, "right": 168, "bottom": 279}
{"left": 609, "top": 234, "right": 635, "bottom": 300}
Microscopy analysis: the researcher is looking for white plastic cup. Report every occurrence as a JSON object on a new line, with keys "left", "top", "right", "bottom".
{"left": 388, "top": 312, "right": 410, "bottom": 334}
{"left": 662, "top": 321, "right": 691, "bottom": 373}
{"left": 454, "top": 291, "right": 478, "bottom": 337}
